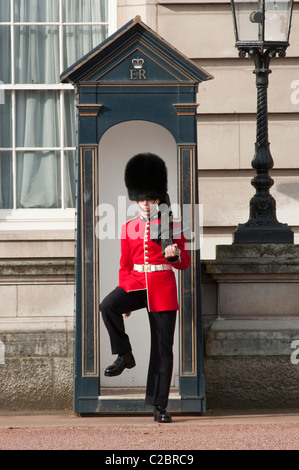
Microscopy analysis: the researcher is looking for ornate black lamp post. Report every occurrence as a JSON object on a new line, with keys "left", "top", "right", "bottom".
{"left": 230, "top": 0, "right": 294, "bottom": 243}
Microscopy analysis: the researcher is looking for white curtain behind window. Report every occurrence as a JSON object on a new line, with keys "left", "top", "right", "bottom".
{"left": 0, "top": 2, "right": 12, "bottom": 208}
{"left": 16, "top": 90, "right": 61, "bottom": 208}
{"left": 63, "top": 0, "right": 108, "bottom": 71}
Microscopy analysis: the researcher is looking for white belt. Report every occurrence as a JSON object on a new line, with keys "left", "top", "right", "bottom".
{"left": 133, "top": 264, "right": 173, "bottom": 273}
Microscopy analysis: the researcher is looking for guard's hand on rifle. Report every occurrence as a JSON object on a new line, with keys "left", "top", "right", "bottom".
{"left": 164, "top": 243, "right": 179, "bottom": 261}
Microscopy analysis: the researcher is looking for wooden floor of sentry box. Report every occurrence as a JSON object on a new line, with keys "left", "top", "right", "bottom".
{"left": 77, "top": 388, "right": 206, "bottom": 415}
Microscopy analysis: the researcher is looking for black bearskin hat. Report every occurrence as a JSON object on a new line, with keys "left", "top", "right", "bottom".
{"left": 124, "top": 153, "right": 168, "bottom": 201}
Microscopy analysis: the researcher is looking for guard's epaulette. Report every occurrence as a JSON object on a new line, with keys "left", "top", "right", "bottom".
{"left": 124, "top": 215, "right": 140, "bottom": 226}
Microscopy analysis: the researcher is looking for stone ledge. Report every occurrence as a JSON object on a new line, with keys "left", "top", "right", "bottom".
{"left": 205, "top": 319, "right": 299, "bottom": 356}
{"left": 0, "top": 259, "right": 75, "bottom": 286}
{"left": 0, "top": 331, "right": 74, "bottom": 358}
{"left": 0, "top": 318, "right": 75, "bottom": 333}
{"left": 0, "top": 259, "right": 75, "bottom": 277}
{"left": 203, "top": 244, "right": 299, "bottom": 275}
{"left": 216, "top": 244, "right": 299, "bottom": 259}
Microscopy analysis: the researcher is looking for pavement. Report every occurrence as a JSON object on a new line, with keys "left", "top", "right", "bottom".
{"left": 0, "top": 409, "right": 299, "bottom": 451}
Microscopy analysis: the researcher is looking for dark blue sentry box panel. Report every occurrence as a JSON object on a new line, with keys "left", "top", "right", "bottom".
{"left": 61, "top": 16, "right": 212, "bottom": 415}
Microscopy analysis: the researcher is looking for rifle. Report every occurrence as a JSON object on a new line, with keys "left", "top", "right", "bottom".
{"left": 159, "top": 193, "right": 179, "bottom": 263}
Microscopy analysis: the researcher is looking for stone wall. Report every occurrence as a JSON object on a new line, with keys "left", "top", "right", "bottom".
{"left": 0, "top": 331, "right": 74, "bottom": 410}
{"left": 0, "top": 257, "right": 75, "bottom": 410}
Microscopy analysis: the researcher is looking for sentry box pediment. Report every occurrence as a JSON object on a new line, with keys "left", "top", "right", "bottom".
{"left": 60, "top": 16, "right": 212, "bottom": 86}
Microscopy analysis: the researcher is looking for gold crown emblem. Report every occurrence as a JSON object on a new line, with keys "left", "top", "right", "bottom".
{"left": 132, "top": 57, "right": 144, "bottom": 69}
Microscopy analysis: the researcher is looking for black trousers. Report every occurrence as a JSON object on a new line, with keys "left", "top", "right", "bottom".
{"left": 99, "top": 287, "right": 177, "bottom": 408}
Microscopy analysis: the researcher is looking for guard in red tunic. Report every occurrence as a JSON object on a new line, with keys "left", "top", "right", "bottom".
{"left": 99, "top": 153, "right": 190, "bottom": 423}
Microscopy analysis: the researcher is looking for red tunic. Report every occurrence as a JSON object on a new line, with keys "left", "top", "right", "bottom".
{"left": 118, "top": 213, "right": 191, "bottom": 312}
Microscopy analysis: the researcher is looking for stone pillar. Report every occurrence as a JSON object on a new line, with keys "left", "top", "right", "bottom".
{"left": 201, "top": 244, "right": 299, "bottom": 408}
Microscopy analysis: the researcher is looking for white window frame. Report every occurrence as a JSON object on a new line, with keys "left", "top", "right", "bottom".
{"left": 0, "top": 0, "right": 117, "bottom": 229}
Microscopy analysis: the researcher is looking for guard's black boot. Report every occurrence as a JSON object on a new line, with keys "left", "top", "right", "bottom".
{"left": 154, "top": 406, "right": 172, "bottom": 423}
{"left": 104, "top": 352, "right": 136, "bottom": 377}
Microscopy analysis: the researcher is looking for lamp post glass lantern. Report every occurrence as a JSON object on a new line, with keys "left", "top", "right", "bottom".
{"left": 230, "top": 0, "right": 294, "bottom": 244}
{"left": 231, "top": 0, "right": 293, "bottom": 48}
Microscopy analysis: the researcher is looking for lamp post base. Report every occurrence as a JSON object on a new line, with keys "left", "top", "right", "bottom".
{"left": 234, "top": 224, "right": 294, "bottom": 244}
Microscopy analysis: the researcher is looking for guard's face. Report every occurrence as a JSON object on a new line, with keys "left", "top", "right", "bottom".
{"left": 138, "top": 199, "right": 159, "bottom": 216}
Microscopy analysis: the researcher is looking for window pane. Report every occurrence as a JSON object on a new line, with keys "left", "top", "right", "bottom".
{"left": 14, "top": 0, "right": 59, "bottom": 22}
{"left": 16, "top": 91, "right": 60, "bottom": 147}
{"left": 0, "top": 152, "right": 13, "bottom": 209}
{"left": 15, "top": 26, "right": 60, "bottom": 84}
{"left": 63, "top": 0, "right": 108, "bottom": 22}
{"left": 63, "top": 25, "right": 107, "bottom": 70}
{"left": 0, "top": 0, "right": 10, "bottom": 22}
{"left": 0, "top": 91, "right": 11, "bottom": 148}
{"left": 0, "top": 26, "right": 11, "bottom": 84}
{"left": 17, "top": 151, "right": 61, "bottom": 208}
{"left": 64, "top": 91, "right": 76, "bottom": 147}
{"left": 64, "top": 151, "right": 76, "bottom": 208}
